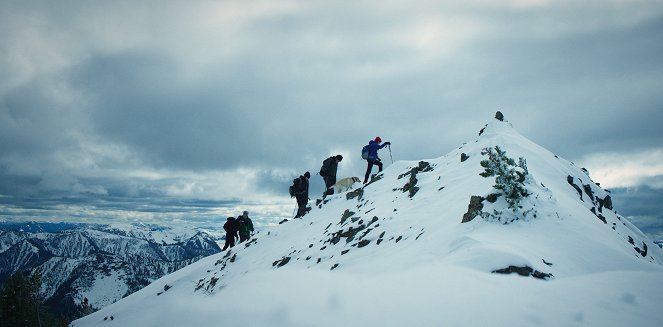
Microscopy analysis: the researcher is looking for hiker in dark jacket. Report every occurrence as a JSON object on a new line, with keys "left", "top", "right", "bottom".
{"left": 363, "top": 136, "right": 391, "bottom": 184}
{"left": 222, "top": 217, "right": 240, "bottom": 250}
{"left": 320, "top": 155, "right": 343, "bottom": 196}
{"left": 293, "top": 172, "right": 310, "bottom": 218}
{"left": 237, "top": 211, "right": 254, "bottom": 243}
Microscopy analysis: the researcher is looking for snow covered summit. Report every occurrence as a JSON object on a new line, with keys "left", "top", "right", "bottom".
{"left": 73, "top": 114, "right": 663, "bottom": 327}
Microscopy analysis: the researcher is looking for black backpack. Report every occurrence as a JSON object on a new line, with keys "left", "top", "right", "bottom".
{"left": 319, "top": 157, "right": 333, "bottom": 176}
{"left": 289, "top": 178, "right": 301, "bottom": 197}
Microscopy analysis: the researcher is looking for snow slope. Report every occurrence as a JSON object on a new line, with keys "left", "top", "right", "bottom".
{"left": 72, "top": 115, "right": 663, "bottom": 327}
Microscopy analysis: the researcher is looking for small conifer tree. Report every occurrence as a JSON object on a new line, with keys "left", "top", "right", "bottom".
{"left": 0, "top": 271, "right": 60, "bottom": 327}
{"left": 480, "top": 146, "right": 530, "bottom": 211}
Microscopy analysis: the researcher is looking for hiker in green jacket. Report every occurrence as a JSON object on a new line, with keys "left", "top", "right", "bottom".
{"left": 237, "top": 211, "right": 254, "bottom": 242}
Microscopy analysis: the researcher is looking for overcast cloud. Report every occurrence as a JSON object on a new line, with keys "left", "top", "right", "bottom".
{"left": 1, "top": 0, "right": 662, "bottom": 234}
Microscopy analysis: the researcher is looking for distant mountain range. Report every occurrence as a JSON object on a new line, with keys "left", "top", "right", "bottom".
{"left": 0, "top": 222, "right": 221, "bottom": 319}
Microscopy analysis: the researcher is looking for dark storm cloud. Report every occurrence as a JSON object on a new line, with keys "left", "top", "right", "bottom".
{"left": 611, "top": 186, "right": 663, "bottom": 241}
{"left": 0, "top": 187, "right": 242, "bottom": 221}
{"left": 611, "top": 186, "right": 663, "bottom": 218}
{"left": 71, "top": 52, "right": 245, "bottom": 170}
{"left": 434, "top": 13, "right": 663, "bottom": 160}
{"left": 1, "top": 77, "right": 88, "bottom": 160}
{"left": 68, "top": 49, "right": 362, "bottom": 171}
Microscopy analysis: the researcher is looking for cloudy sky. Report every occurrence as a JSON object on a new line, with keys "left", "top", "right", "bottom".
{"left": 1, "top": 0, "right": 662, "bottom": 234}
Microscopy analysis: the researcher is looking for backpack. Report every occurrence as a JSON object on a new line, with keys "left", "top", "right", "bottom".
{"left": 289, "top": 178, "right": 301, "bottom": 197}
{"left": 361, "top": 144, "right": 369, "bottom": 160}
{"left": 319, "top": 157, "right": 332, "bottom": 176}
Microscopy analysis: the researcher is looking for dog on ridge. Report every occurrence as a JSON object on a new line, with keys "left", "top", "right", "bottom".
{"left": 330, "top": 176, "right": 361, "bottom": 193}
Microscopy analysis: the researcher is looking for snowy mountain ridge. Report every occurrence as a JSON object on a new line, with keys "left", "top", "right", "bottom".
{"left": 73, "top": 115, "right": 663, "bottom": 327}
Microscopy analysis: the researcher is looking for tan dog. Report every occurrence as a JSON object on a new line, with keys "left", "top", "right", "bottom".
{"left": 331, "top": 176, "right": 361, "bottom": 193}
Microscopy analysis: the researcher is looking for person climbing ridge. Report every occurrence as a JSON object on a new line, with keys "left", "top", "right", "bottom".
{"left": 320, "top": 155, "right": 343, "bottom": 196}
{"left": 221, "top": 217, "right": 239, "bottom": 251}
{"left": 292, "top": 172, "right": 311, "bottom": 218}
{"left": 363, "top": 136, "right": 391, "bottom": 184}
{"left": 237, "top": 211, "right": 254, "bottom": 243}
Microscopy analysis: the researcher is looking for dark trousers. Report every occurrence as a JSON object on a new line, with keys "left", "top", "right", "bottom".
{"left": 239, "top": 233, "right": 249, "bottom": 243}
{"left": 364, "top": 159, "right": 383, "bottom": 183}
{"left": 323, "top": 175, "right": 336, "bottom": 196}
{"left": 295, "top": 195, "right": 308, "bottom": 218}
{"left": 222, "top": 233, "right": 236, "bottom": 250}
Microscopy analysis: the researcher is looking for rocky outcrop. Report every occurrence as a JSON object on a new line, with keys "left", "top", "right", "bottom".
{"left": 395, "top": 161, "right": 434, "bottom": 198}
{"left": 462, "top": 196, "right": 485, "bottom": 223}
{"left": 492, "top": 265, "right": 553, "bottom": 280}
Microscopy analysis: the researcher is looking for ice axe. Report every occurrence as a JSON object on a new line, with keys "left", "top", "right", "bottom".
{"left": 388, "top": 144, "right": 393, "bottom": 164}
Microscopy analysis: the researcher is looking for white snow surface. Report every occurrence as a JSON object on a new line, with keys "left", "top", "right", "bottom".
{"left": 79, "top": 269, "right": 130, "bottom": 309}
{"left": 72, "top": 119, "right": 663, "bottom": 327}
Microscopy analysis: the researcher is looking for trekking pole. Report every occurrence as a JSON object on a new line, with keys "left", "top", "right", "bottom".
{"left": 388, "top": 144, "right": 393, "bottom": 164}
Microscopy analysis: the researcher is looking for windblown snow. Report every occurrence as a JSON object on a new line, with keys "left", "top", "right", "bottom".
{"left": 72, "top": 116, "right": 663, "bottom": 327}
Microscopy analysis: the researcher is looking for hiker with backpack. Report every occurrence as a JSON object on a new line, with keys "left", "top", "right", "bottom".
{"left": 222, "top": 216, "right": 240, "bottom": 251}
{"left": 319, "top": 155, "right": 343, "bottom": 196}
{"left": 290, "top": 172, "right": 311, "bottom": 218}
{"left": 237, "top": 211, "right": 254, "bottom": 243}
{"left": 362, "top": 136, "right": 391, "bottom": 184}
